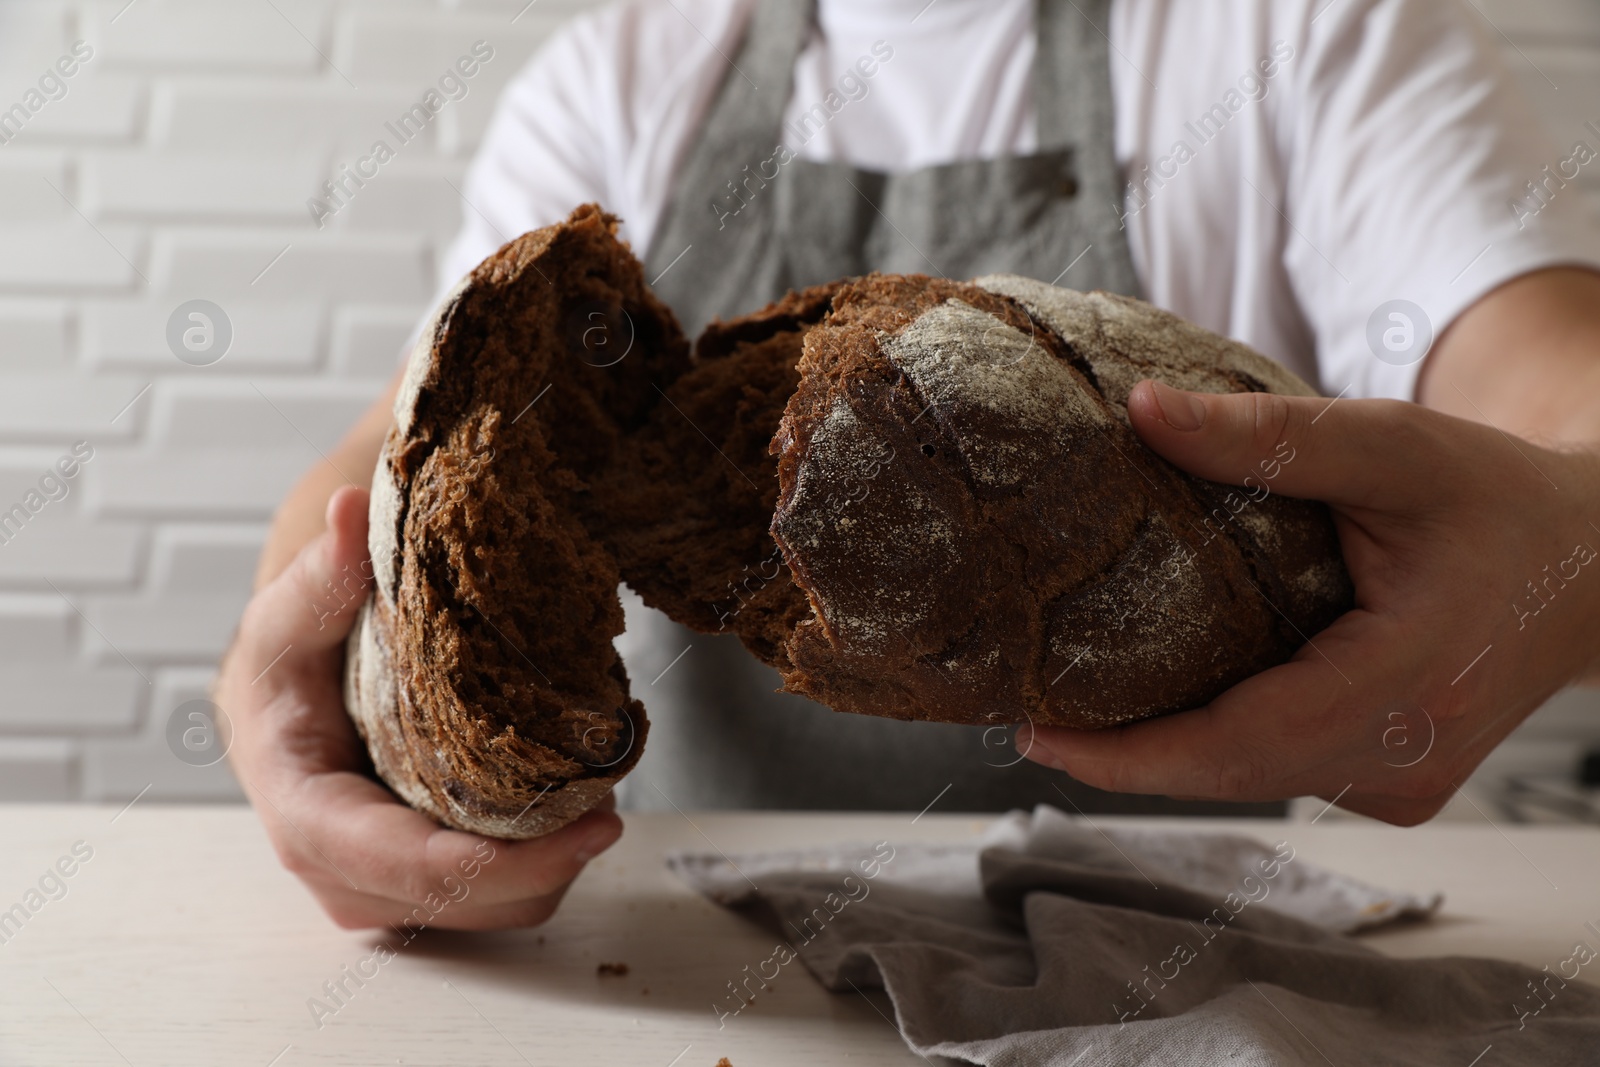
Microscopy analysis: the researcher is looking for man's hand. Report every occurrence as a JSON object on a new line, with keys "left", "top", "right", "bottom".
{"left": 216, "top": 484, "right": 623, "bottom": 929}
{"left": 1021, "top": 379, "right": 1600, "bottom": 825}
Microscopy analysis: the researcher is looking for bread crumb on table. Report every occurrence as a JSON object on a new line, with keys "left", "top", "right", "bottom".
{"left": 715, "top": 1059, "right": 733, "bottom": 1067}
{"left": 597, "top": 961, "right": 629, "bottom": 977}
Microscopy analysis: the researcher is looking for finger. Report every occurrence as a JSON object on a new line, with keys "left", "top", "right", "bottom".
{"left": 1126, "top": 380, "right": 1446, "bottom": 510}
{"left": 413, "top": 887, "right": 579, "bottom": 931}
{"left": 301, "top": 873, "right": 578, "bottom": 932}
{"left": 261, "top": 769, "right": 623, "bottom": 911}
{"left": 239, "top": 485, "right": 374, "bottom": 675}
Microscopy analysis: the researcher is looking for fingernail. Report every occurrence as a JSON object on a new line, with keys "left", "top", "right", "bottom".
{"left": 1030, "top": 748, "right": 1064, "bottom": 770}
{"left": 1020, "top": 729, "right": 1065, "bottom": 770}
{"left": 574, "top": 825, "right": 620, "bottom": 864}
{"left": 1151, "top": 381, "right": 1206, "bottom": 432}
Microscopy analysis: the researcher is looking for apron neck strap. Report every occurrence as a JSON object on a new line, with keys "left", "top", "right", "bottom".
{"left": 713, "top": 0, "right": 1115, "bottom": 151}
{"left": 1036, "top": 0, "right": 1117, "bottom": 150}
{"left": 693, "top": 0, "right": 817, "bottom": 168}
{"left": 668, "top": 0, "right": 1120, "bottom": 206}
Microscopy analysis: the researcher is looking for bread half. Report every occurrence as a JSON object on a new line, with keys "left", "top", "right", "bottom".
{"left": 768, "top": 274, "right": 1352, "bottom": 728}
{"left": 344, "top": 205, "right": 688, "bottom": 839}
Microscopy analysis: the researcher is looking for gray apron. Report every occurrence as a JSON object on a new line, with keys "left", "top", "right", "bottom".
{"left": 622, "top": 0, "right": 1279, "bottom": 817}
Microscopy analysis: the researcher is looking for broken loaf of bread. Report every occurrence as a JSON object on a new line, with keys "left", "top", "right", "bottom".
{"left": 344, "top": 204, "right": 1353, "bottom": 838}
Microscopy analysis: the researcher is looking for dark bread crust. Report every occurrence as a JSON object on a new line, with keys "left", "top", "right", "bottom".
{"left": 768, "top": 274, "right": 1352, "bottom": 728}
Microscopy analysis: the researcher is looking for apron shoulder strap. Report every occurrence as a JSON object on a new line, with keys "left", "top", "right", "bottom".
{"left": 1035, "top": 0, "right": 1118, "bottom": 150}
{"left": 644, "top": 0, "right": 814, "bottom": 282}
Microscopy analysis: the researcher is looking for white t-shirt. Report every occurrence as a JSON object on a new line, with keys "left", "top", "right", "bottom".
{"left": 435, "top": 0, "right": 1600, "bottom": 401}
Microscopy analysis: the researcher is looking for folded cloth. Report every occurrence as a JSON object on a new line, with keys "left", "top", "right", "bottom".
{"left": 668, "top": 805, "right": 1600, "bottom": 1066}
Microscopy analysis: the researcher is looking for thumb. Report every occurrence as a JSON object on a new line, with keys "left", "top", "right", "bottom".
{"left": 1127, "top": 379, "right": 1427, "bottom": 510}
{"left": 240, "top": 485, "right": 374, "bottom": 672}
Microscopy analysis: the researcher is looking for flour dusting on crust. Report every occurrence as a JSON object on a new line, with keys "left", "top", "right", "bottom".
{"left": 881, "top": 299, "right": 1108, "bottom": 488}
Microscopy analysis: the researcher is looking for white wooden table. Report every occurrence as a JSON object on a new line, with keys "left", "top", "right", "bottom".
{"left": 0, "top": 805, "right": 1595, "bottom": 1066}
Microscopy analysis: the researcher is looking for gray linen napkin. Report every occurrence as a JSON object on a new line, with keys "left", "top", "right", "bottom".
{"left": 668, "top": 805, "right": 1600, "bottom": 1065}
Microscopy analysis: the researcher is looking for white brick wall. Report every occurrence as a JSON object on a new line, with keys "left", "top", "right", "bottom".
{"left": 0, "top": 0, "right": 1595, "bottom": 807}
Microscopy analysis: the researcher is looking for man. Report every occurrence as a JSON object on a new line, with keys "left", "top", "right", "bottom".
{"left": 217, "top": 0, "right": 1600, "bottom": 929}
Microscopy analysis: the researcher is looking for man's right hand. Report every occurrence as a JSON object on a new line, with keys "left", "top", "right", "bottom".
{"left": 216, "top": 484, "right": 623, "bottom": 930}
